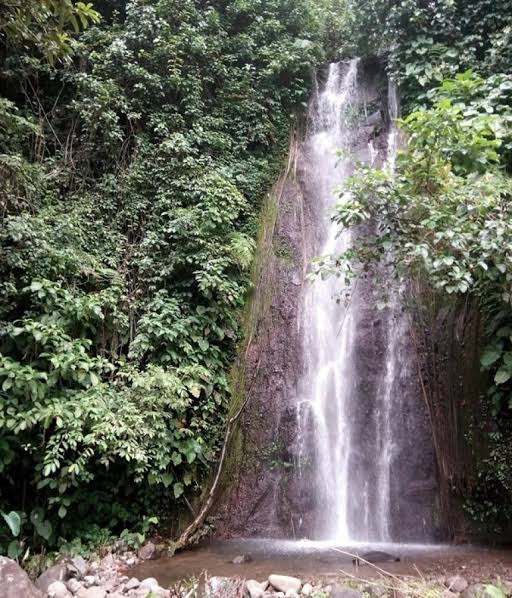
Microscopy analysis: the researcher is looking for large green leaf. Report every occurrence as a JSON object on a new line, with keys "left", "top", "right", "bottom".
{"left": 173, "top": 482, "right": 184, "bottom": 498}
{"left": 30, "top": 507, "right": 45, "bottom": 526}
{"left": 1, "top": 511, "right": 21, "bottom": 537}
{"left": 494, "top": 368, "right": 511, "bottom": 385}
{"left": 7, "top": 540, "right": 23, "bottom": 559}
{"left": 484, "top": 585, "right": 506, "bottom": 598}
{"left": 481, "top": 347, "right": 502, "bottom": 368}
{"left": 35, "top": 520, "right": 52, "bottom": 541}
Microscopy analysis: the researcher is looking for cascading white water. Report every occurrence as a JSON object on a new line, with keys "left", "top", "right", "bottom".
{"left": 296, "top": 59, "right": 360, "bottom": 542}
{"left": 372, "top": 79, "right": 401, "bottom": 542}
{"left": 296, "top": 61, "right": 402, "bottom": 543}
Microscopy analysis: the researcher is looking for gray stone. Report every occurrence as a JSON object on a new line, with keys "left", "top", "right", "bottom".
{"left": 100, "top": 553, "right": 115, "bottom": 569}
{"left": 47, "top": 580, "right": 72, "bottom": 598}
{"left": 246, "top": 579, "right": 265, "bottom": 598}
{"left": 205, "top": 576, "right": 243, "bottom": 597}
{"left": 285, "top": 590, "right": 300, "bottom": 598}
{"left": 36, "top": 562, "right": 70, "bottom": 593}
{"left": 301, "top": 583, "right": 313, "bottom": 597}
{"left": 137, "top": 541, "right": 158, "bottom": 561}
{"left": 102, "top": 578, "right": 119, "bottom": 592}
{"left": 331, "top": 586, "right": 363, "bottom": 598}
{"left": 0, "top": 559, "right": 44, "bottom": 598}
{"left": 66, "top": 578, "right": 83, "bottom": 594}
{"left": 126, "top": 558, "right": 136, "bottom": 567}
{"left": 68, "top": 556, "right": 88, "bottom": 579}
{"left": 268, "top": 575, "right": 302, "bottom": 593}
{"left": 125, "top": 577, "right": 140, "bottom": 590}
{"left": 231, "top": 554, "right": 252, "bottom": 564}
{"left": 447, "top": 576, "right": 469, "bottom": 593}
{"left": 83, "top": 575, "right": 96, "bottom": 588}
{"left": 140, "top": 577, "right": 159, "bottom": 591}
{"left": 76, "top": 588, "right": 107, "bottom": 598}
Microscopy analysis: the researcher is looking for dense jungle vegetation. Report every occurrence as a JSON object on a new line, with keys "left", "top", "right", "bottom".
{"left": 1, "top": 0, "right": 512, "bottom": 561}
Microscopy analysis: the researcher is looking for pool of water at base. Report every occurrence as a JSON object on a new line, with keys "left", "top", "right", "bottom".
{"left": 130, "top": 538, "right": 512, "bottom": 587}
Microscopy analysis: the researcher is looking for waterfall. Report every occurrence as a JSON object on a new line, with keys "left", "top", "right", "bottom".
{"left": 296, "top": 60, "right": 402, "bottom": 543}
{"left": 372, "top": 79, "right": 402, "bottom": 542}
{"left": 216, "top": 58, "right": 436, "bottom": 542}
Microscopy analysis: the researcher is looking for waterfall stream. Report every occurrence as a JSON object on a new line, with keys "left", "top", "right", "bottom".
{"left": 296, "top": 60, "right": 402, "bottom": 543}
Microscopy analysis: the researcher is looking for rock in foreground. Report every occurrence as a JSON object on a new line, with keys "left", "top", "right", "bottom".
{"left": 0, "top": 557, "right": 43, "bottom": 598}
{"left": 268, "top": 574, "right": 302, "bottom": 593}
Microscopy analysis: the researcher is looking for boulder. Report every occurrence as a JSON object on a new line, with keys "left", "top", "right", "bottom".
{"left": 301, "top": 584, "right": 313, "bottom": 596}
{"left": 68, "top": 556, "right": 88, "bottom": 579}
{"left": 137, "top": 542, "right": 158, "bottom": 561}
{"left": 47, "top": 580, "right": 72, "bottom": 598}
{"left": 285, "top": 591, "right": 299, "bottom": 598}
{"left": 139, "top": 577, "right": 159, "bottom": 591}
{"left": 83, "top": 575, "right": 97, "bottom": 588}
{"left": 205, "top": 576, "right": 244, "bottom": 597}
{"left": 0, "top": 557, "right": 43, "bottom": 598}
{"left": 246, "top": 579, "right": 265, "bottom": 598}
{"left": 125, "top": 577, "right": 140, "bottom": 590}
{"left": 103, "top": 577, "right": 120, "bottom": 593}
{"left": 231, "top": 554, "right": 252, "bottom": 564}
{"left": 36, "top": 562, "right": 70, "bottom": 593}
{"left": 268, "top": 575, "right": 302, "bottom": 594}
{"left": 446, "top": 576, "right": 469, "bottom": 593}
{"left": 100, "top": 554, "right": 115, "bottom": 569}
{"left": 66, "top": 578, "right": 83, "bottom": 594}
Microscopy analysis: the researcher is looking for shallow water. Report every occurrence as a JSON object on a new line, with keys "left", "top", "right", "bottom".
{"left": 131, "top": 539, "right": 512, "bottom": 586}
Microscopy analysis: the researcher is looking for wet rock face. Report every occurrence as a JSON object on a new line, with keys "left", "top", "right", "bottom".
{"left": 213, "top": 147, "right": 316, "bottom": 537}
{"left": 214, "top": 57, "right": 438, "bottom": 540}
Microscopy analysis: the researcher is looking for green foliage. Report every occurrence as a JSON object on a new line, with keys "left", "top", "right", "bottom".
{"left": 484, "top": 585, "right": 507, "bottom": 598}
{"left": 322, "top": 71, "right": 512, "bottom": 533}
{"left": 1, "top": 511, "right": 21, "bottom": 537}
{"left": 346, "top": 0, "right": 512, "bottom": 109}
{"left": 0, "top": 0, "right": 101, "bottom": 62}
{"left": 0, "top": 0, "right": 328, "bottom": 552}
